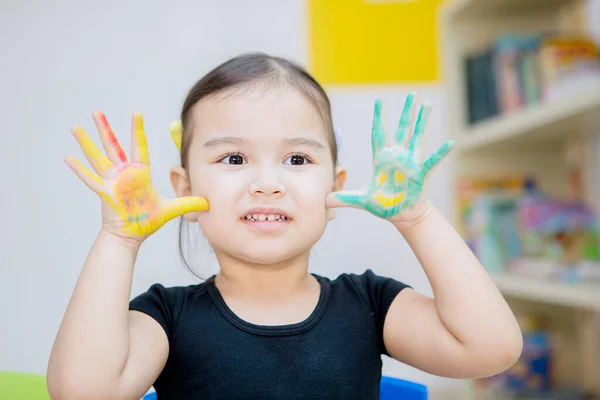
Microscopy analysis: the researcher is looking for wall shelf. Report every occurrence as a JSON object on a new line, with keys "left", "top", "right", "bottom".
{"left": 439, "top": 0, "right": 599, "bottom": 396}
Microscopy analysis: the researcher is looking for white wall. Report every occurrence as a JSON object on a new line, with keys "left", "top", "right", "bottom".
{"left": 0, "top": 0, "right": 460, "bottom": 393}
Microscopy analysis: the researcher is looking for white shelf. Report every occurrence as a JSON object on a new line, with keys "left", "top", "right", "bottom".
{"left": 454, "top": 81, "right": 600, "bottom": 153}
{"left": 491, "top": 272, "right": 600, "bottom": 311}
{"left": 442, "top": 0, "right": 600, "bottom": 395}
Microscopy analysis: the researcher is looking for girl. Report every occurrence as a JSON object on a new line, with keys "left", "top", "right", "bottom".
{"left": 48, "top": 53, "right": 522, "bottom": 400}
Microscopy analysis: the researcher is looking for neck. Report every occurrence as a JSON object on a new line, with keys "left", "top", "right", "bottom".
{"left": 213, "top": 251, "right": 315, "bottom": 301}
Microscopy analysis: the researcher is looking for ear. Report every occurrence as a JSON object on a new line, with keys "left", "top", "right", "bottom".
{"left": 170, "top": 166, "right": 199, "bottom": 222}
{"left": 334, "top": 166, "right": 347, "bottom": 191}
{"left": 327, "top": 166, "right": 347, "bottom": 221}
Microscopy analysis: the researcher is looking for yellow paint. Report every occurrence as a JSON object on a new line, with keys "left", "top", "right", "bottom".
{"left": 309, "top": 0, "right": 444, "bottom": 84}
{"left": 394, "top": 171, "right": 405, "bottom": 184}
{"left": 72, "top": 126, "right": 112, "bottom": 173}
{"left": 374, "top": 191, "right": 407, "bottom": 208}
{"left": 134, "top": 113, "right": 149, "bottom": 164}
{"left": 66, "top": 156, "right": 104, "bottom": 186}
{"left": 377, "top": 172, "right": 389, "bottom": 185}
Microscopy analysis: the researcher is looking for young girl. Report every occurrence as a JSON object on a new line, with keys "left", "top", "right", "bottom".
{"left": 48, "top": 53, "right": 522, "bottom": 400}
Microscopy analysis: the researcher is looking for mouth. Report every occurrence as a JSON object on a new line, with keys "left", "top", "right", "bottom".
{"left": 241, "top": 208, "right": 291, "bottom": 232}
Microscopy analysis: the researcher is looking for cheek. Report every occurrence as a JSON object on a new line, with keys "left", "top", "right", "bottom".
{"left": 189, "top": 167, "right": 244, "bottom": 203}
{"left": 286, "top": 171, "right": 332, "bottom": 215}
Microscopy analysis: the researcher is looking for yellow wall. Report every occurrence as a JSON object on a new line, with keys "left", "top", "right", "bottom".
{"left": 309, "top": 0, "right": 444, "bottom": 84}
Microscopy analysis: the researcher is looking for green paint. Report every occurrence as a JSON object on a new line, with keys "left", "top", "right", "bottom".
{"left": 128, "top": 212, "right": 150, "bottom": 223}
{"left": 394, "top": 92, "right": 415, "bottom": 145}
{"left": 371, "top": 99, "right": 386, "bottom": 155}
{"left": 335, "top": 94, "right": 454, "bottom": 219}
{"left": 408, "top": 100, "right": 430, "bottom": 153}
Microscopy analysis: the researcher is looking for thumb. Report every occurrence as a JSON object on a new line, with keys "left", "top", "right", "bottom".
{"left": 162, "top": 196, "right": 209, "bottom": 222}
{"left": 325, "top": 190, "right": 365, "bottom": 210}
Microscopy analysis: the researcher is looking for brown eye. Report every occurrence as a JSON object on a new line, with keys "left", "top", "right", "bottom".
{"left": 220, "top": 154, "right": 247, "bottom": 165}
{"left": 285, "top": 154, "right": 309, "bottom": 166}
{"left": 229, "top": 155, "right": 244, "bottom": 164}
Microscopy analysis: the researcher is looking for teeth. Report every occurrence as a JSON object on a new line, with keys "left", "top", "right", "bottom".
{"left": 244, "top": 214, "right": 287, "bottom": 222}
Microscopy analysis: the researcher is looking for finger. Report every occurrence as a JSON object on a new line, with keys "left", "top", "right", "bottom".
{"left": 407, "top": 102, "right": 432, "bottom": 157}
{"left": 65, "top": 156, "right": 104, "bottom": 193}
{"left": 131, "top": 113, "right": 150, "bottom": 164}
{"left": 423, "top": 140, "right": 454, "bottom": 175}
{"left": 325, "top": 190, "right": 366, "bottom": 209}
{"left": 170, "top": 120, "right": 183, "bottom": 151}
{"left": 371, "top": 99, "right": 387, "bottom": 156}
{"left": 72, "top": 126, "right": 113, "bottom": 174}
{"left": 394, "top": 92, "right": 416, "bottom": 146}
{"left": 93, "top": 111, "right": 128, "bottom": 164}
{"left": 162, "top": 196, "right": 209, "bottom": 222}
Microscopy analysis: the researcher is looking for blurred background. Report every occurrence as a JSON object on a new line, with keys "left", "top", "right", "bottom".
{"left": 1, "top": 0, "right": 599, "bottom": 399}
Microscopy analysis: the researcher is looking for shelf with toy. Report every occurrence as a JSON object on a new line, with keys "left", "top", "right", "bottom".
{"left": 490, "top": 270, "right": 600, "bottom": 311}
{"left": 455, "top": 174, "right": 600, "bottom": 395}
{"left": 473, "top": 312, "right": 599, "bottom": 399}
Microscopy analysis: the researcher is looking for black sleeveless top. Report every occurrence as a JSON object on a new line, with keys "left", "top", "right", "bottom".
{"left": 129, "top": 269, "right": 410, "bottom": 399}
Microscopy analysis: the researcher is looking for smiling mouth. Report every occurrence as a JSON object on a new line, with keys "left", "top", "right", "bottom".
{"left": 242, "top": 213, "right": 289, "bottom": 222}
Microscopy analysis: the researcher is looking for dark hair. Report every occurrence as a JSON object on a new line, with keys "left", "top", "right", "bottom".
{"left": 177, "top": 52, "right": 337, "bottom": 278}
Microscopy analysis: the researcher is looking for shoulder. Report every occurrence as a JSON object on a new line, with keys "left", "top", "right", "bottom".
{"left": 322, "top": 269, "right": 411, "bottom": 293}
{"left": 129, "top": 279, "right": 212, "bottom": 338}
{"left": 131, "top": 280, "right": 209, "bottom": 305}
{"left": 316, "top": 269, "right": 411, "bottom": 309}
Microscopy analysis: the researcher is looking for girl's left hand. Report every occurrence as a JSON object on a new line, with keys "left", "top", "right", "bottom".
{"left": 326, "top": 93, "right": 454, "bottom": 225}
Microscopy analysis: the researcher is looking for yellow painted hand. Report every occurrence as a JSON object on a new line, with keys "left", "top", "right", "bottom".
{"left": 66, "top": 112, "right": 209, "bottom": 241}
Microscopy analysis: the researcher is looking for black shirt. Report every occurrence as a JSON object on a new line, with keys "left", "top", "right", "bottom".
{"left": 129, "top": 269, "right": 410, "bottom": 400}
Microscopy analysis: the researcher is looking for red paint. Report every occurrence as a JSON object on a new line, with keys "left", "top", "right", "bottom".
{"left": 99, "top": 113, "right": 127, "bottom": 162}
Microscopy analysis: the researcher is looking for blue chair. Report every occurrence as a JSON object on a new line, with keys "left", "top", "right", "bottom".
{"left": 380, "top": 376, "right": 427, "bottom": 399}
{"left": 143, "top": 376, "right": 427, "bottom": 399}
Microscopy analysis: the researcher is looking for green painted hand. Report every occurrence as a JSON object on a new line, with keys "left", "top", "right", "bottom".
{"left": 326, "top": 93, "right": 453, "bottom": 220}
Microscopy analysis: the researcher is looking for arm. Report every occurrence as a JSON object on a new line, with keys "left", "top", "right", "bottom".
{"left": 383, "top": 202, "right": 522, "bottom": 379}
{"left": 48, "top": 111, "right": 207, "bottom": 399}
{"left": 47, "top": 230, "right": 169, "bottom": 400}
{"left": 327, "top": 94, "right": 522, "bottom": 379}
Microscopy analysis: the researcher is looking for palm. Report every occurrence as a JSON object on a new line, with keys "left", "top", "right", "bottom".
{"left": 66, "top": 112, "right": 208, "bottom": 240}
{"left": 329, "top": 93, "right": 453, "bottom": 220}
{"left": 100, "top": 162, "right": 165, "bottom": 237}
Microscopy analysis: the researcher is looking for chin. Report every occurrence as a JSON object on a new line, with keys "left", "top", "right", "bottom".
{"left": 236, "top": 242, "right": 307, "bottom": 266}
{"left": 205, "top": 218, "right": 328, "bottom": 266}
{"left": 240, "top": 252, "right": 299, "bottom": 266}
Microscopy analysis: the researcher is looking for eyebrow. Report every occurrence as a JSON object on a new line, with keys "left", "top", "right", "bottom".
{"left": 283, "top": 137, "right": 326, "bottom": 150}
{"left": 201, "top": 136, "right": 326, "bottom": 150}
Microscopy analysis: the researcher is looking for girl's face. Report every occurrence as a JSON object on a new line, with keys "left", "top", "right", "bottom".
{"left": 172, "top": 85, "right": 345, "bottom": 265}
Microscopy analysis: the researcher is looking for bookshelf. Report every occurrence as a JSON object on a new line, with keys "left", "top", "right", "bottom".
{"left": 439, "top": 0, "right": 600, "bottom": 397}
{"left": 454, "top": 82, "right": 600, "bottom": 153}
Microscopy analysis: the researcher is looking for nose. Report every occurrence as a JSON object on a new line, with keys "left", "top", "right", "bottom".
{"left": 249, "top": 166, "right": 285, "bottom": 197}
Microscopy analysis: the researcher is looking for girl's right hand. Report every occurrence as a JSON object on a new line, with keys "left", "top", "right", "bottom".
{"left": 65, "top": 112, "right": 209, "bottom": 243}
